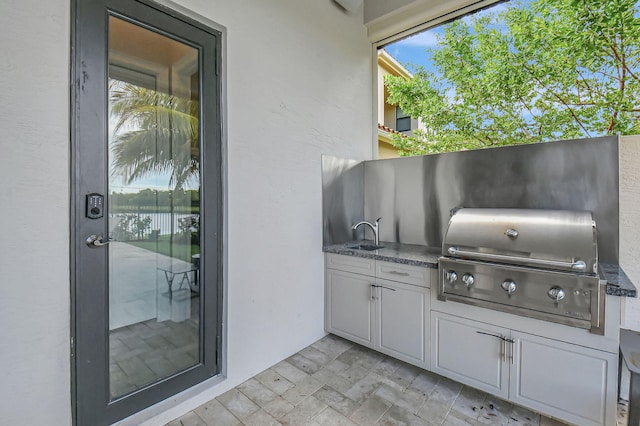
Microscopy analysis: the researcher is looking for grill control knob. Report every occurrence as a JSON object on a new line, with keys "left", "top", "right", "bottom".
{"left": 548, "top": 286, "right": 566, "bottom": 302}
{"left": 446, "top": 271, "right": 458, "bottom": 284}
{"left": 501, "top": 279, "right": 517, "bottom": 295}
{"left": 462, "top": 273, "right": 475, "bottom": 288}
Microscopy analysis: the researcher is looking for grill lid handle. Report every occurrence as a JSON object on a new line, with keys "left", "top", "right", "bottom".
{"left": 505, "top": 228, "right": 519, "bottom": 238}
{"left": 447, "top": 246, "right": 588, "bottom": 272}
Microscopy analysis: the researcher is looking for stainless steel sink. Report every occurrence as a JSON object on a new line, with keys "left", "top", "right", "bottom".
{"left": 345, "top": 243, "right": 384, "bottom": 251}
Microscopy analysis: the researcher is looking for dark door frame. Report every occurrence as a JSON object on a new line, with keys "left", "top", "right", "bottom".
{"left": 70, "top": 1, "right": 223, "bottom": 424}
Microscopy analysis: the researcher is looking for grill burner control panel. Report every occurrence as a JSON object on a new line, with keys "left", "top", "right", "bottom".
{"left": 438, "top": 257, "right": 602, "bottom": 333}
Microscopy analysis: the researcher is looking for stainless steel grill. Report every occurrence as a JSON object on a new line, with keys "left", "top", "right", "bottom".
{"left": 438, "top": 208, "right": 604, "bottom": 334}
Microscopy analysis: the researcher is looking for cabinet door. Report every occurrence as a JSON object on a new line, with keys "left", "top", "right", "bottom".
{"left": 431, "top": 311, "right": 509, "bottom": 398}
{"left": 510, "top": 331, "right": 617, "bottom": 426}
{"left": 376, "top": 279, "right": 429, "bottom": 368}
{"left": 325, "top": 269, "right": 374, "bottom": 347}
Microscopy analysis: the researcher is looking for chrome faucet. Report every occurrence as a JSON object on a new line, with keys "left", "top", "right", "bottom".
{"left": 352, "top": 217, "right": 382, "bottom": 245}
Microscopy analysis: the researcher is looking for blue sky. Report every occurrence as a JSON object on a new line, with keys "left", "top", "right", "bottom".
{"left": 383, "top": 1, "right": 513, "bottom": 73}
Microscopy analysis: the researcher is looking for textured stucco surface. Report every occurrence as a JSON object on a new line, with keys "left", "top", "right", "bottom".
{"left": 0, "top": 0, "right": 71, "bottom": 424}
{"left": 620, "top": 136, "right": 640, "bottom": 330}
{"left": 119, "top": 1, "right": 374, "bottom": 424}
{"left": 0, "top": 0, "right": 373, "bottom": 424}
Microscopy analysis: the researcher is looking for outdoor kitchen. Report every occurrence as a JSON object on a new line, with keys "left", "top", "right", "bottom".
{"left": 5, "top": 0, "right": 640, "bottom": 424}
{"left": 322, "top": 135, "right": 638, "bottom": 426}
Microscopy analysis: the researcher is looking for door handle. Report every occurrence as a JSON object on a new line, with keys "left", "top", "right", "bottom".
{"left": 86, "top": 234, "right": 111, "bottom": 248}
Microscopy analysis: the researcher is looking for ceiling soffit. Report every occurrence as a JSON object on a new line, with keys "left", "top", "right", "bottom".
{"left": 365, "top": 0, "right": 503, "bottom": 44}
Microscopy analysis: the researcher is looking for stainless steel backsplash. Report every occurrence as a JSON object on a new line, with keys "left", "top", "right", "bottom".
{"left": 322, "top": 155, "right": 364, "bottom": 245}
{"left": 323, "top": 136, "right": 619, "bottom": 263}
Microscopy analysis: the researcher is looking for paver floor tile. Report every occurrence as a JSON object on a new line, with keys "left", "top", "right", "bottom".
{"left": 299, "top": 346, "right": 334, "bottom": 367}
{"left": 337, "top": 347, "right": 384, "bottom": 371}
{"left": 263, "top": 396, "right": 296, "bottom": 420}
{"left": 282, "top": 375, "right": 324, "bottom": 406}
{"left": 256, "top": 369, "right": 296, "bottom": 395}
{"left": 216, "top": 389, "right": 261, "bottom": 421}
{"left": 408, "top": 371, "right": 441, "bottom": 397}
{"left": 476, "top": 396, "right": 512, "bottom": 425}
{"left": 311, "top": 335, "right": 353, "bottom": 359}
{"left": 312, "top": 367, "right": 356, "bottom": 394}
{"left": 346, "top": 373, "right": 403, "bottom": 404}
{"left": 389, "top": 364, "right": 423, "bottom": 390}
{"left": 375, "top": 384, "right": 428, "bottom": 414}
{"left": 272, "top": 360, "right": 311, "bottom": 384}
{"left": 237, "top": 377, "right": 279, "bottom": 407}
{"left": 164, "top": 336, "right": 585, "bottom": 426}
{"left": 449, "top": 386, "right": 486, "bottom": 420}
{"left": 280, "top": 395, "right": 327, "bottom": 426}
{"left": 376, "top": 404, "right": 436, "bottom": 426}
{"left": 167, "top": 411, "right": 207, "bottom": 426}
{"left": 324, "top": 358, "right": 350, "bottom": 374}
{"left": 418, "top": 398, "right": 454, "bottom": 425}
{"left": 242, "top": 409, "right": 282, "bottom": 426}
{"left": 312, "top": 406, "right": 359, "bottom": 426}
{"left": 287, "top": 353, "right": 323, "bottom": 375}
{"left": 443, "top": 410, "right": 483, "bottom": 426}
{"left": 193, "top": 399, "right": 240, "bottom": 426}
{"left": 372, "top": 356, "right": 404, "bottom": 376}
{"left": 507, "top": 404, "right": 540, "bottom": 425}
{"left": 349, "top": 394, "right": 392, "bottom": 426}
{"left": 312, "top": 385, "right": 360, "bottom": 418}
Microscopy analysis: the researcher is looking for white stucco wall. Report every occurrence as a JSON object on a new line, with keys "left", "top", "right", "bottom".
{"left": 130, "top": 2, "right": 373, "bottom": 422}
{"left": 0, "top": 0, "right": 373, "bottom": 425}
{"left": 619, "top": 136, "right": 640, "bottom": 331}
{"left": 0, "top": 0, "right": 71, "bottom": 424}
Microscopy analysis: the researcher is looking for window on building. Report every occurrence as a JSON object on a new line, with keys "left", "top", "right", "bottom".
{"left": 396, "top": 107, "right": 411, "bottom": 132}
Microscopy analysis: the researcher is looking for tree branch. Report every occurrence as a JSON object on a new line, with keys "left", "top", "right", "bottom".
{"left": 522, "top": 63, "right": 592, "bottom": 137}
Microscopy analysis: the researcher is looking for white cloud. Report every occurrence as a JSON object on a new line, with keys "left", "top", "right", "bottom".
{"left": 394, "top": 31, "right": 440, "bottom": 48}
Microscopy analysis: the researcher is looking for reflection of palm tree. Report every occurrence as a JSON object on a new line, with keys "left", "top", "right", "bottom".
{"left": 109, "top": 81, "right": 199, "bottom": 190}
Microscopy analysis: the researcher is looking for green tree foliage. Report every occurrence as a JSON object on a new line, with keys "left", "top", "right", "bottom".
{"left": 109, "top": 80, "right": 199, "bottom": 189}
{"left": 109, "top": 189, "right": 198, "bottom": 212}
{"left": 112, "top": 214, "right": 152, "bottom": 241}
{"left": 384, "top": 0, "right": 640, "bottom": 155}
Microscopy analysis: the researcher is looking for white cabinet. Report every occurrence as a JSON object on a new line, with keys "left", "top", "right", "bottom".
{"left": 431, "top": 311, "right": 617, "bottom": 426}
{"left": 325, "top": 268, "right": 374, "bottom": 347}
{"left": 510, "top": 331, "right": 615, "bottom": 426}
{"left": 325, "top": 254, "right": 430, "bottom": 368}
{"left": 431, "top": 312, "right": 509, "bottom": 398}
{"left": 376, "top": 278, "right": 429, "bottom": 367}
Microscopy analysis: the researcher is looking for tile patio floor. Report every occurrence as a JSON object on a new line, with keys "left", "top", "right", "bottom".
{"left": 167, "top": 334, "right": 629, "bottom": 426}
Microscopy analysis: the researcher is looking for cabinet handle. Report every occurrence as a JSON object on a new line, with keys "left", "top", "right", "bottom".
{"left": 507, "top": 338, "right": 516, "bottom": 365}
{"left": 376, "top": 285, "right": 396, "bottom": 292}
{"left": 370, "top": 284, "right": 376, "bottom": 300}
{"left": 371, "top": 284, "right": 396, "bottom": 292}
{"left": 387, "top": 270, "right": 410, "bottom": 276}
{"left": 476, "top": 331, "right": 503, "bottom": 339}
{"left": 476, "top": 332, "right": 509, "bottom": 362}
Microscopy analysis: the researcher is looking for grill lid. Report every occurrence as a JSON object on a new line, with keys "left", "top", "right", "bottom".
{"left": 442, "top": 208, "right": 598, "bottom": 274}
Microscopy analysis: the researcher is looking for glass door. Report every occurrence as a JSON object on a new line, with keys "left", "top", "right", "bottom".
{"left": 72, "top": 1, "right": 222, "bottom": 424}
{"left": 108, "top": 15, "right": 202, "bottom": 400}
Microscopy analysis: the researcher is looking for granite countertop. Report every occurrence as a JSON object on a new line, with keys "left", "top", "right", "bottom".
{"left": 323, "top": 240, "right": 637, "bottom": 297}
{"left": 323, "top": 240, "right": 440, "bottom": 268}
{"left": 600, "top": 263, "right": 637, "bottom": 297}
